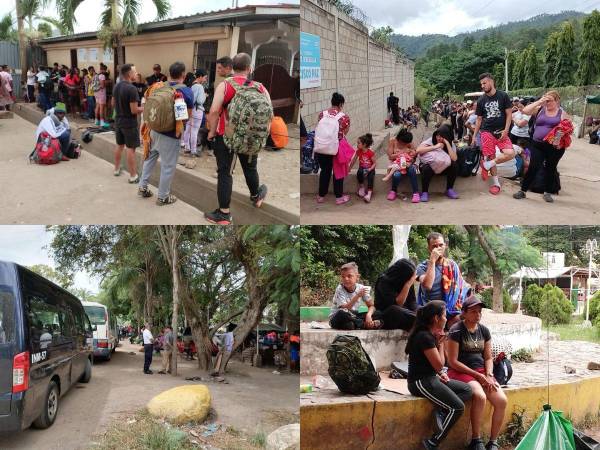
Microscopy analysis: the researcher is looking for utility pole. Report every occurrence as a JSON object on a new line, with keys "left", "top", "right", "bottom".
{"left": 583, "top": 239, "right": 598, "bottom": 328}
{"left": 504, "top": 47, "right": 509, "bottom": 93}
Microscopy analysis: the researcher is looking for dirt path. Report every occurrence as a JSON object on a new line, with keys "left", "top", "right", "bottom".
{"left": 0, "top": 341, "right": 298, "bottom": 450}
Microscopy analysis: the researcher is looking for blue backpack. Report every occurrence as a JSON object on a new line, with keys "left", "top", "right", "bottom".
{"left": 301, "top": 131, "right": 319, "bottom": 174}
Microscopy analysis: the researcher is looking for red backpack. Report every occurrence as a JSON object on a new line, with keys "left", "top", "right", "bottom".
{"left": 30, "top": 132, "right": 62, "bottom": 165}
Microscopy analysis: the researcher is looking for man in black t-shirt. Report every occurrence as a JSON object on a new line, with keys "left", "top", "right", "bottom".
{"left": 112, "top": 64, "right": 144, "bottom": 183}
{"left": 146, "top": 64, "right": 167, "bottom": 86}
{"left": 471, "top": 72, "right": 515, "bottom": 196}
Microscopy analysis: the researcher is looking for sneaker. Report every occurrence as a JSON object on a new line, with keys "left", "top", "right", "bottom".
{"left": 422, "top": 438, "right": 438, "bottom": 450}
{"left": 543, "top": 192, "right": 554, "bottom": 203}
{"left": 486, "top": 441, "right": 500, "bottom": 450}
{"left": 316, "top": 195, "right": 325, "bottom": 204}
{"left": 335, "top": 195, "right": 350, "bottom": 205}
{"left": 156, "top": 194, "right": 177, "bottom": 206}
{"left": 420, "top": 192, "right": 429, "bottom": 202}
{"left": 489, "top": 185, "right": 501, "bottom": 195}
{"left": 363, "top": 191, "right": 372, "bottom": 203}
{"left": 158, "top": 370, "right": 166, "bottom": 374}
{"left": 138, "top": 187, "right": 153, "bottom": 198}
{"left": 446, "top": 188, "right": 459, "bottom": 199}
{"left": 113, "top": 169, "right": 121, "bottom": 176}
{"left": 513, "top": 190, "right": 526, "bottom": 199}
{"left": 144, "top": 370, "right": 153, "bottom": 375}
{"left": 358, "top": 187, "right": 366, "bottom": 197}
{"left": 205, "top": 209, "right": 232, "bottom": 225}
{"left": 94, "top": 120, "right": 100, "bottom": 126}
{"left": 128, "top": 175, "right": 139, "bottom": 184}
{"left": 411, "top": 192, "right": 420, "bottom": 203}
{"left": 468, "top": 438, "right": 486, "bottom": 450}
{"left": 387, "top": 191, "right": 397, "bottom": 201}
{"left": 251, "top": 184, "right": 268, "bottom": 208}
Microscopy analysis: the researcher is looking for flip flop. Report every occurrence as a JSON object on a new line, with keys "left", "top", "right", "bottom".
{"left": 489, "top": 185, "right": 501, "bottom": 195}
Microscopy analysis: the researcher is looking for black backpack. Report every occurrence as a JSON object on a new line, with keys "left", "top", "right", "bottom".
{"left": 457, "top": 145, "right": 481, "bottom": 177}
{"left": 327, "top": 335, "right": 380, "bottom": 395}
{"left": 493, "top": 353, "right": 513, "bottom": 385}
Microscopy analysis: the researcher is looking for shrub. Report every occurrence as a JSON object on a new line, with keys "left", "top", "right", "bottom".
{"left": 481, "top": 288, "right": 514, "bottom": 313}
{"left": 522, "top": 284, "right": 572, "bottom": 324}
{"left": 589, "top": 291, "right": 600, "bottom": 323}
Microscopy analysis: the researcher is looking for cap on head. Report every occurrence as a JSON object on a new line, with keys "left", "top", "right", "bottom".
{"left": 462, "top": 294, "right": 483, "bottom": 311}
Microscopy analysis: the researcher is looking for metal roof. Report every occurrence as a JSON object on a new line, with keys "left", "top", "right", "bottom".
{"left": 40, "top": 3, "right": 299, "bottom": 44}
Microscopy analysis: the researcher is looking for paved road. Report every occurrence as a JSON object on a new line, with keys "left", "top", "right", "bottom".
{"left": 0, "top": 114, "right": 207, "bottom": 224}
{"left": 0, "top": 341, "right": 298, "bottom": 450}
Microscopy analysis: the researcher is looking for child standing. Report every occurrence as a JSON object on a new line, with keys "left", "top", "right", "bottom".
{"left": 329, "top": 262, "right": 382, "bottom": 330}
{"left": 384, "top": 129, "right": 420, "bottom": 203}
{"left": 349, "top": 133, "right": 376, "bottom": 203}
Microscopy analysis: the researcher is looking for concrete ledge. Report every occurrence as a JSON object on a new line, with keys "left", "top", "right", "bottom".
{"left": 13, "top": 103, "right": 299, "bottom": 224}
{"left": 300, "top": 376, "right": 600, "bottom": 450}
{"left": 0, "top": 110, "right": 14, "bottom": 119}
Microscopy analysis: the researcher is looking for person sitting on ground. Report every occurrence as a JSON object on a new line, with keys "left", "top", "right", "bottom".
{"left": 328, "top": 261, "right": 381, "bottom": 330}
{"left": 405, "top": 300, "right": 472, "bottom": 450}
{"left": 417, "top": 232, "right": 469, "bottom": 330}
{"left": 384, "top": 128, "right": 420, "bottom": 203}
{"left": 372, "top": 258, "right": 418, "bottom": 330}
{"left": 349, "top": 133, "right": 376, "bottom": 203}
{"left": 446, "top": 295, "right": 507, "bottom": 450}
{"left": 415, "top": 124, "right": 459, "bottom": 201}
{"left": 35, "top": 102, "right": 72, "bottom": 157}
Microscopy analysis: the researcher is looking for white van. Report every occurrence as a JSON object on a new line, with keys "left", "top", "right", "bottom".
{"left": 81, "top": 301, "right": 118, "bottom": 361}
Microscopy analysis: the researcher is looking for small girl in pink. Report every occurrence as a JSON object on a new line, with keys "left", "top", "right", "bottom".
{"left": 382, "top": 149, "right": 415, "bottom": 181}
{"left": 349, "top": 133, "right": 376, "bottom": 203}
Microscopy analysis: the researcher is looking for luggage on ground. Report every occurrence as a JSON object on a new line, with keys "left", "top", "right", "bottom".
{"left": 327, "top": 334, "right": 380, "bottom": 395}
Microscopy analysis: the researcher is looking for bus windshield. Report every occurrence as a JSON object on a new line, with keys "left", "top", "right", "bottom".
{"left": 84, "top": 306, "right": 106, "bottom": 325}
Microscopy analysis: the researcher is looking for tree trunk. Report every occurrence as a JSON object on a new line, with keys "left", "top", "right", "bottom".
{"left": 16, "top": 0, "right": 27, "bottom": 81}
{"left": 465, "top": 225, "right": 503, "bottom": 313}
{"left": 169, "top": 229, "right": 180, "bottom": 377}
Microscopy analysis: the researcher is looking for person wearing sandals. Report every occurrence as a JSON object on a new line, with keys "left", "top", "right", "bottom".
{"left": 513, "top": 90, "right": 572, "bottom": 203}
{"left": 314, "top": 92, "right": 351, "bottom": 205}
{"left": 415, "top": 125, "right": 459, "bottom": 201}
{"left": 112, "top": 64, "right": 143, "bottom": 184}
{"left": 138, "top": 61, "right": 194, "bottom": 206}
{"left": 470, "top": 73, "right": 515, "bottom": 196}
{"left": 384, "top": 128, "right": 420, "bottom": 203}
{"left": 328, "top": 262, "right": 382, "bottom": 330}
{"left": 406, "top": 300, "right": 472, "bottom": 450}
{"left": 446, "top": 295, "right": 507, "bottom": 450}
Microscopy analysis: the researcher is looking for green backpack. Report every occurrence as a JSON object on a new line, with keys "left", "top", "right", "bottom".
{"left": 145, "top": 82, "right": 186, "bottom": 133}
{"left": 224, "top": 78, "right": 273, "bottom": 160}
{"left": 327, "top": 335, "right": 380, "bottom": 395}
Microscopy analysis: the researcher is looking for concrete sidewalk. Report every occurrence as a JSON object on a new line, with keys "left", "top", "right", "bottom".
{"left": 0, "top": 114, "right": 207, "bottom": 224}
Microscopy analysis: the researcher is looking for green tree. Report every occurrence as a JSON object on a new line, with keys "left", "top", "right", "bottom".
{"left": 371, "top": 26, "right": 394, "bottom": 47}
{"left": 543, "top": 31, "right": 560, "bottom": 87}
{"left": 511, "top": 48, "right": 526, "bottom": 90}
{"left": 0, "top": 13, "right": 16, "bottom": 41}
{"left": 462, "top": 36, "right": 475, "bottom": 51}
{"left": 577, "top": 10, "right": 600, "bottom": 85}
{"left": 554, "top": 21, "right": 576, "bottom": 86}
{"left": 28, "top": 264, "right": 74, "bottom": 289}
{"left": 492, "top": 63, "right": 505, "bottom": 90}
{"left": 522, "top": 44, "right": 541, "bottom": 88}
{"left": 522, "top": 283, "right": 572, "bottom": 324}
{"left": 56, "top": 0, "right": 170, "bottom": 66}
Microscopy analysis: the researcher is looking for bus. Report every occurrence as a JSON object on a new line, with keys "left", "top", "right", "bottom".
{"left": 81, "top": 301, "right": 118, "bottom": 361}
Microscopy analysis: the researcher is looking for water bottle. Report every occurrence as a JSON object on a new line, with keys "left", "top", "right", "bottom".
{"left": 173, "top": 92, "right": 188, "bottom": 121}
{"left": 400, "top": 155, "right": 407, "bottom": 170}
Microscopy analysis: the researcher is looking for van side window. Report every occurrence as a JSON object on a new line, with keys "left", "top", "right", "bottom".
{"left": 26, "top": 294, "right": 64, "bottom": 353}
{"left": 0, "top": 290, "right": 15, "bottom": 344}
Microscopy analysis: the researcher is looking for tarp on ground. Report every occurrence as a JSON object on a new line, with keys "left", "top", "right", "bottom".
{"left": 516, "top": 405, "right": 575, "bottom": 450}
{"left": 586, "top": 95, "right": 600, "bottom": 105}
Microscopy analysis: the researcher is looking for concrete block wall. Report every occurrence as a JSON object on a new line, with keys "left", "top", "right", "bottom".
{"left": 301, "top": 0, "right": 415, "bottom": 142}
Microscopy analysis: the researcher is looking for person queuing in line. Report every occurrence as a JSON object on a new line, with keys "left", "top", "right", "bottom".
{"left": 349, "top": 133, "right": 376, "bottom": 203}
{"left": 205, "top": 53, "right": 270, "bottom": 224}
{"left": 35, "top": 66, "right": 52, "bottom": 112}
{"left": 384, "top": 128, "right": 420, "bottom": 203}
{"left": 84, "top": 66, "right": 96, "bottom": 121}
{"left": 415, "top": 124, "right": 459, "bottom": 201}
{"left": 328, "top": 262, "right": 381, "bottom": 330}
{"left": 142, "top": 323, "right": 154, "bottom": 374}
{"left": 146, "top": 63, "right": 167, "bottom": 86}
{"left": 181, "top": 68, "right": 208, "bottom": 157}
{"left": 158, "top": 325, "right": 174, "bottom": 375}
{"left": 93, "top": 63, "right": 109, "bottom": 128}
{"left": 0, "top": 65, "right": 14, "bottom": 111}
{"left": 112, "top": 64, "right": 144, "bottom": 184}
{"left": 215, "top": 56, "right": 234, "bottom": 78}
{"left": 64, "top": 67, "right": 81, "bottom": 116}
{"left": 405, "top": 300, "right": 472, "bottom": 450}
{"left": 513, "top": 90, "right": 573, "bottom": 203}
{"left": 138, "top": 61, "right": 194, "bottom": 205}
{"left": 470, "top": 73, "right": 515, "bottom": 195}
{"left": 313, "top": 92, "right": 351, "bottom": 205}
{"left": 26, "top": 66, "right": 36, "bottom": 103}
{"left": 417, "top": 232, "right": 469, "bottom": 330}
{"left": 372, "top": 258, "right": 418, "bottom": 331}
{"left": 447, "top": 295, "right": 507, "bottom": 450}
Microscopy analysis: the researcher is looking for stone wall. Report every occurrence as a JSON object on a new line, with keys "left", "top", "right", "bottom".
{"left": 300, "top": 0, "right": 415, "bottom": 141}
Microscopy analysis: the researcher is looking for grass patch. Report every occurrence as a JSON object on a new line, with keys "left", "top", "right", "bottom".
{"left": 250, "top": 430, "right": 266, "bottom": 448}
{"left": 547, "top": 316, "right": 600, "bottom": 344}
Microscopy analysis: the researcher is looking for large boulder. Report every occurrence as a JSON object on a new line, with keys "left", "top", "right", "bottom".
{"left": 147, "top": 385, "right": 211, "bottom": 424}
{"left": 266, "top": 423, "right": 300, "bottom": 450}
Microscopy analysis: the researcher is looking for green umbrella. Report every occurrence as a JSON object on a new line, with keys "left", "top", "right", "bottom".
{"left": 515, "top": 405, "right": 575, "bottom": 450}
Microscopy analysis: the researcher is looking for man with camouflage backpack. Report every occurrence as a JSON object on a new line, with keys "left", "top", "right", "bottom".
{"left": 206, "top": 53, "right": 272, "bottom": 225}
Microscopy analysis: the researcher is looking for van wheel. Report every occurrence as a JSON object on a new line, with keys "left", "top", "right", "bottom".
{"left": 32, "top": 381, "right": 59, "bottom": 429}
{"left": 105, "top": 350, "right": 112, "bottom": 361}
{"left": 79, "top": 358, "right": 92, "bottom": 383}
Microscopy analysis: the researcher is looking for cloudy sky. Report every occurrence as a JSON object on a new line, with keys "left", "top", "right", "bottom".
{"left": 349, "top": 0, "right": 598, "bottom": 36}
{"left": 0, "top": 226, "right": 100, "bottom": 293}
{"left": 0, "top": 0, "right": 297, "bottom": 34}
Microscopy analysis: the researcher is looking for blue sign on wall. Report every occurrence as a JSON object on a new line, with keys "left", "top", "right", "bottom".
{"left": 300, "top": 32, "right": 321, "bottom": 89}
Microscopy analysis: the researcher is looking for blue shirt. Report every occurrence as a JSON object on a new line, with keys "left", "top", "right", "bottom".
{"left": 158, "top": 82, "right": 194, "bottom": 138}
{"left": 416, "top": 260, "right": 444, "bottom": 301}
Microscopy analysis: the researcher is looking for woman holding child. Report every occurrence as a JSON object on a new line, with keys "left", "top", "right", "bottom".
{"left": 384, "top": 128, "right": 421, "bottom": 203}
{"left": 416, "top": 124, "right": 459, "bottom": 201}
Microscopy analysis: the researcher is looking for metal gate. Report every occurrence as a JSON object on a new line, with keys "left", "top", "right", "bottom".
{"left": 0, "top": 41, "right": 45, "bottom": 99}
{"left": 253, "top": 63, "right": 298, "bottom": 123}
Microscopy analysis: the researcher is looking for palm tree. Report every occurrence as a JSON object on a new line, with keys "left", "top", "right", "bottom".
{"left": 56, "top": 0, "right": 170, "bottom": 67}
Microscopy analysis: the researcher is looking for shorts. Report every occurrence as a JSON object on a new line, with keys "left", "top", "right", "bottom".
{"left": 115, "top": 125, "right": 140, "bottom": 148}
{"left": 94, "top": 91, "right": 106, "bottom": 105}
{"left": 447, "top": 366, "right": 485, "bottom": 383}
{"left": 480, "top": 131, "right": 513, "bottom": 158}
